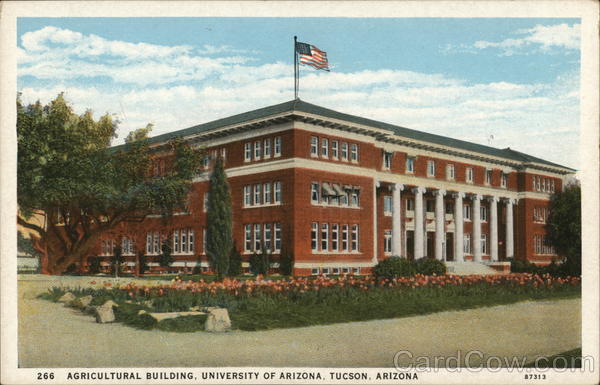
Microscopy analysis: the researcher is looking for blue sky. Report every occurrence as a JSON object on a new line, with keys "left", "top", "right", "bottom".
{"left": 17, "top": 17, "right": 580, "bottom": 169}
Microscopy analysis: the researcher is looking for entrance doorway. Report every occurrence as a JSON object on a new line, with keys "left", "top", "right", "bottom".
{"left": 406, "top": 231, "right": 414, "bottom": 260}
{"left": 445, "top": 233, "right": 454, "bottom": 261}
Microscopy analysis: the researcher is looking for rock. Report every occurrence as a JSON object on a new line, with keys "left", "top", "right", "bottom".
{"left": 201, "top": 306, "right": 220, "bottom": 313}
{"left": 95, "top": 305, "right": 115, "bottom": 323}
{"left": 57, "top": 292, "right": 76, "bottom": 303}
{"left": 138, "top": 310, "right": 147, "bottom": 315}
{"left": 101, "top": 300, "right": 119, "bottom": 308}
{"left": 148, "top": 311, "right": 206, "bottom": 322}
{"left": 72, "top": 295, "right": 93, "bottom": 308}
{"left": 204, "top": 308, "right": 231, "bottom": 332}
{"left": 189, "top": 306, "right": 200, "bottom": 311}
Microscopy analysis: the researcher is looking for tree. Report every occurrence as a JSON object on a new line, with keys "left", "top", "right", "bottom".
{"left": 545, "top": 184, "right": 581, "bottom": 276}
{"left": 17, "top": 93, "right": 203, "bottom": 274}
{"left": 17, "top": 231, "right": 39, "bottom": 257}
{"left": 205, "top": 157, "right": 233, "bottom": 280}
{"left": 227, "top": 247, "right": 243, "bottom": 277}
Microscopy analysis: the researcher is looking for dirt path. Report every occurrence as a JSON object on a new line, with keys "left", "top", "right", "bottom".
{"left": 18, "top": 276, "right": 581, "bottom": 368}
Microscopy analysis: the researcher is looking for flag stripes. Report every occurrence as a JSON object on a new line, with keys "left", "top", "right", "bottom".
{"left": 296, "top": 42, "right": 330, "bottom": 71}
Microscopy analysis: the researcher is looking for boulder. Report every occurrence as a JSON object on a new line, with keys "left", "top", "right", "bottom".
{"left": 100, "top": 300, "right": 119, "bottom": 309}
{"left": 204, "top": 308, "right": 231, "bottom": 332}
{"left": 72, "top": 295, "right": 93, "bottom": 308}
{"left": 57, "top": 292, "right": 76, "bottom": 303}
{"left": 138, "top": 310, "right": 147, "bottom": 316}
{"left": 95, "top": 304, "right": 115, "bottom": 323}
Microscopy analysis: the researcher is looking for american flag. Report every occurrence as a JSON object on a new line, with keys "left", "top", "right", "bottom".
{"left": 296, "top": 42, "right": 330, "bottom": 71}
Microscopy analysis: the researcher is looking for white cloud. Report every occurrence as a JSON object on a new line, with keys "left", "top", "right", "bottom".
{"left": 448, "top": 23, "right": 580, "bottom": 56}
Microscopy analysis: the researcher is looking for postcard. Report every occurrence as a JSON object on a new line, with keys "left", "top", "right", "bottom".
{"left": 1, "top": 1, "right": 598, "bottom": 384}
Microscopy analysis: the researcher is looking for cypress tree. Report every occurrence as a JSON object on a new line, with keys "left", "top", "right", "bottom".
{"left": 206, "top": 156, "right": 233, "bottom": 280}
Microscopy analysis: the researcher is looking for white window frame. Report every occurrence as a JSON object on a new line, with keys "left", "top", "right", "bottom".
{"left": 254, "top": 141, "right": 261, "bottom": 160}
{"left": 274, "top": 223, "right": 281, "bottom": 251}
{"left": 481, "top": 234, "right": 488, "bottom": 255}
{"left": 350, "top": 190, "right": 359, "bottom": 207}
{"left": 501, "top": 173, "right": 508, "bottom": 188}
{"left": 321, "top": 138, "right": 329, "bottom": 157}
{"left": 406, "top": 157, "right": 415, "bottom": 173}
{"left": 274, "top": 136, "right": 282, "bottom": 157}
{"left": 350, "top": 143, "right": 358, "bottom": 162}
{"left": 447, "top": 164, "right": 455, "bottom": 180}
{"left": 264, "top": 223, "right": 272, "bottom": 252}
{"left": 181, "top": 229, "right": 188, "bottom": 253}
{"left": 310, "top": 136, "right": 318, "bottom": 156}
{"left": 427, "top": 160, "right": 436, "bottom": 177}
{"left": 174, "top": 230, "right": 180, "bottom": 253}
{"left": 480, "top": 206, "right": 487, "bottom": 222}
{"left": 351, "top": 224, "right": 359, "bottom": 251}
{"left": 311, "top": 222, "right": 318, "bottom": 251}
{"left": 263, "top": 183, "right": 271, "bottom": 204}
{"left": 202, "top": 229, "right": 206, "bottom": 254}
{"left": 406, "top": 198, "right": 414, "bottom": 212}
{"left": 342, "top": 224, "right": 349, "bottom": 251}
{"left": 383, "top": 195, "right": 392, "bottom": 216}
{"left": 485, "top": 169, "right": 492, "bottom": 185}
{"left": 153, "top": 232, "right": 160, "bottom": 254}
{"left": 383, "top": 152, "right": 392, "bottom": 170}
{"left": 311, "top": 183, "right": 320, "bottom": 204}
{"left": 245, "top": 224, "right": 252, "bottom": 252}
{"left": 263, "top": 138, "right": 271, "bottom": 158}
{"left": 341, "top": 142, "right": 348, "bottom": 161}
{"left": 463, "top": 204, "right": 472, "bottom": 221}
{"left": 254, "top": 224, "right": 261, "bottom": 251}
{"left": 384, "top": 230, "right": 392, "bottom": 254}
{"left": 244, "top": 185, "right": 252, "bottom": 207}
{"left": 463, "top": 233, "right": 472, "bottom": 254}
{"left": 331, "top": 223, "right": 339, "bottom": 251}
{"left": 254, "top": 184, "right": 261, "bottom": 205}
{"left": 321, "top": 223, "right": 329, "bottom": 251}
{"left": 332, "top": 140, "right": 339, "bottom": 159}
{"left": 274, "top": 182, "right": 282, "bottom": 204}
{"left": 466, "top": 167, "right": 474, "bottom": 183}
{"left": 146, "top": 233, "right": 153, "bottom": 255}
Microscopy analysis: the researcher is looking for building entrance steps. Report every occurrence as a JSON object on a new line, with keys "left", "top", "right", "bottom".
{"left": 446, "top": 261, "right": 507, "bottom": 275}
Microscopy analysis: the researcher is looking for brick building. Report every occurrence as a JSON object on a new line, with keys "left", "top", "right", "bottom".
{"left": 92, "top": 99, "right": 574, "bottom": 275}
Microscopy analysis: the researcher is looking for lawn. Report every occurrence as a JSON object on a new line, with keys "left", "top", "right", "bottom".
{"left": 39, "top": 273, "right": 581, "bottom": 333}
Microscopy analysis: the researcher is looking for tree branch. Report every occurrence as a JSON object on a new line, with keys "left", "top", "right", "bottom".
{"left": 17, "top": 215, "right": 46, "bottom": 237}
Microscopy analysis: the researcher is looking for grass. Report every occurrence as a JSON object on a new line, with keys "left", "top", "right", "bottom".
{"left": 38, "top": 277, "right": 581, "bottom": 333}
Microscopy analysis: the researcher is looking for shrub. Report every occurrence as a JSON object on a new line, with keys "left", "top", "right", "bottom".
{"left": 228, "top": 247, "right": 242, "bottom": 277}
{"left": 279, "top": 252, "right": 294, "bottom": 276}
{"left": 88, "top": 257, "right": 101, "bottom": 274}
{"left": 114, "top": 303, "right": 157, "bottom": 330}
{"left": 250, "top": 248, "right": 270, "bottom": 275}
{"left": 373, "top": 256, "right": 416, "bottom": 278}
{"left": 159, "top": 239, "right": 173, "bottom": 267}
{"left": 415, "top": 257, "right": 447, "bottom": 275}
{"left": 156, "top": 315, "right": 207, "bottom": 332}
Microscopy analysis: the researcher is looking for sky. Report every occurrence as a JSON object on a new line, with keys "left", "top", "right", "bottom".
{"left": 17, "top": 18, "right": 581, "bottom": 169}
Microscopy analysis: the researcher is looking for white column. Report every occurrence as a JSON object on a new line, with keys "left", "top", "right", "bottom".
{"left": 505, "top": 198, "right": 514, "bottom": 259}
{"left": 434, "top": 189, "right": 446, "bottom": 260}
{"left": 472, "top": 194, "right": 482, "bottom": 262}
{"left": 489, "top": 196, "right": 499, "bottom": 262}
{"left": 453, "top": 192, "right": 465, "bottom": 262}
{"left": 413, "top": 186, "right": 426, "bottom": 259}
{"left": 392, "top": 183, "right": 404, "bottom": 256}
{"left": 372, "top": 181, "right": 380, "bottom": 264}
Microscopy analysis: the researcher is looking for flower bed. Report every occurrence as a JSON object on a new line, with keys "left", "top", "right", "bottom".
{"left": 39, "top": 273, "right": 581, "bottom": 332}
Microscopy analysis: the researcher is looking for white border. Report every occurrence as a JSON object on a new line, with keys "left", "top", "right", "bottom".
{"left": 1, "top": 1, "right": 598, "bottom": 384}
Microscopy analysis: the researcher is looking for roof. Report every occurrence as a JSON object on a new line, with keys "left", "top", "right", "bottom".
{"left": 137, "top": 98, "right": 575, "bottom": 172}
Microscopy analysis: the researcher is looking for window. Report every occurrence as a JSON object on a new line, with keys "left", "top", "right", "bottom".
{"left": 485, "top": 169, "right": 492, "bottom": 185}
{"left": 244, "top": 186, "right": 252, "bottom": 206}
{"left": 245, "top": 225, "right": 252, "bottom": 251}
{"left": 274, "top": 223, "right": 281, "bottom": 251}
{"left": 146, "top": 233, "right": 153, "bottom": 254}
{"left": 536, "top": 176, "right": 541, "bottom": 191}
{"left": 466, "top": 167, "right": 474, "bottom": 183}
{"left": 311, "top": 268, "right": 319, "bottom": 275}
{"left": 254, "top": 184, "right": 261, "bottom": 205}
{"left": 254, "top": 141, "right": 261, "bottom": 160}
{"left": 342, "top": 225, "right": 349, "bottom": 251}
{"left": 311, "top": 183, "right": 320, "bottom": 204}
{"left": 445, "top": 202, "right": 454, "bottom": 214}
{"left": 331, "top": 224, "right": 339, "bottom": 251}
{"left": 447, "top": 164, "right": 455, "bottom": 180}
{"left": 221, "top": 148, "right": 227, "bottom": 162}
{"left": 501, "top": 173, "right": 508, "bottom": 188}
{"left": 203, "top": 155, "right": 210, "bottom": 169}
{"left": 383, "top": 152, "right": 392, "bottom": 170}
{"left": 263, "top": 183, "right": 271, "bottom": 204}
{"left": 321, "top": 138, "right": 329, "bottom": 157}
{"left": 332, "top": 267, "right": 340, "bottom": 275}
{"left": 311, "top": 223, "right": 318, "bottom": 251}
{"left": 321, "top": 223, "right": 329, "bottom": 251}
{"left": 550, "top": 180, "right": 555, "bottom": 193}
{"left": 463, "top": 233, "right": 471, "bottom": 254}
{"left": 406, "top": 157, "right": 415, "bottom": 173}
{"left": 384, "top": 230, "right": 392, "bottom": 253}
{"left": 406, "top": 198, "right": 414, "bottom": 212}
{"left": 427, "top": 160, "right": 436, "bottom": 177}
{"left": 264, "top": 139, "right": 271, "bottom": 158}
{"left": 542, "top": 178, "right": 546, "bottom": 192}
{"left": 153, "top": 232, "right": 160, "bottom": 254}
{"left": 332, "top": 140, "right": 339, "bottom": 158}
{"left": 274, "top": 136, "right": 282, "bottom": 157}
{"left": 351, "top": 225, "right": 359, "bottom": 251}
{"left": 122, "top": 237, "right": 134, "bottom": 255}
{"left": 310, "top": 136, "right": 318, "bottom": 156}
{"left": 481, "top": 234, "right": 488, "bottom": 254}
{"left": 203, "top": 192, "right": 209, "bottom": 212}
{"left": 480, "top": 206, "right": 487, "bottom": 222}
{"left": 189, "top": 230, "right": 194, "bottom": 253}
{"left": 426, "top": 200, "right": 435, "bottom": 213}
{"left": 181, "top": 230, "right": 188, "bottom": 253}
{"left": 174, "top": 230, "right": 180, "bottom": 253}
{"left": 254, "top": 224, "right": 261, "bottom": 251}
{"left": 264, "top": 223, "right": 272, "bottom": 251}
{"left": 274, "top": 182, "right": 282, "bottom": 204}
{"left": 352, "top": 267, "right": 361, "bottom": 274}
{"left": 340, "top": 191, "right": 348, "bottom": 206}
{"left": 463, "top": 204, "right": 471, "bottom": 220}
{"left": 383, "top": 195, "right": 392, "bottom": 216}
{"left": 341, "top": 142, "right": 348, "bottom": 161}
{"left": 532, "top": 176, "right": 537, "bottom": 190}
{"left": 350, "top": 190, "right": 359, "bottom": 207}
{"left": 350, "top": 144, "right": 358, "bottom": 162}
{"left": 322, "top": 267, "right": 330, "bottom": 275}
{"left": 202, "top": 229, "right": 206, "bottom": 254}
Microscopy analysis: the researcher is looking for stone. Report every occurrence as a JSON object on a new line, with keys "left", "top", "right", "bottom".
{"left": 72, "top": 295, "right": 93, "bottom": 308}
{"left": 57, "top": 292, "right": 76, "bottom": 303}
{"left": 100, "top": 300, "right": 119, "bottom": 309}
{"left": 95, "top": 305, "right": 115, "bottom": 323}
{"left": 148, "top": 311, "right": 206, "bottom": 322}
{"left": 138, "top": 310, "right": 147, "bottom": 315}
{"left": 204, "top": 308, "right": 231, "bottom": 332}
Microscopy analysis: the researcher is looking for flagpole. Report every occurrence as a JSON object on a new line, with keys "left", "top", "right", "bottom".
{"left": 294, "top": 36, "right": 298, "bottom": 99}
